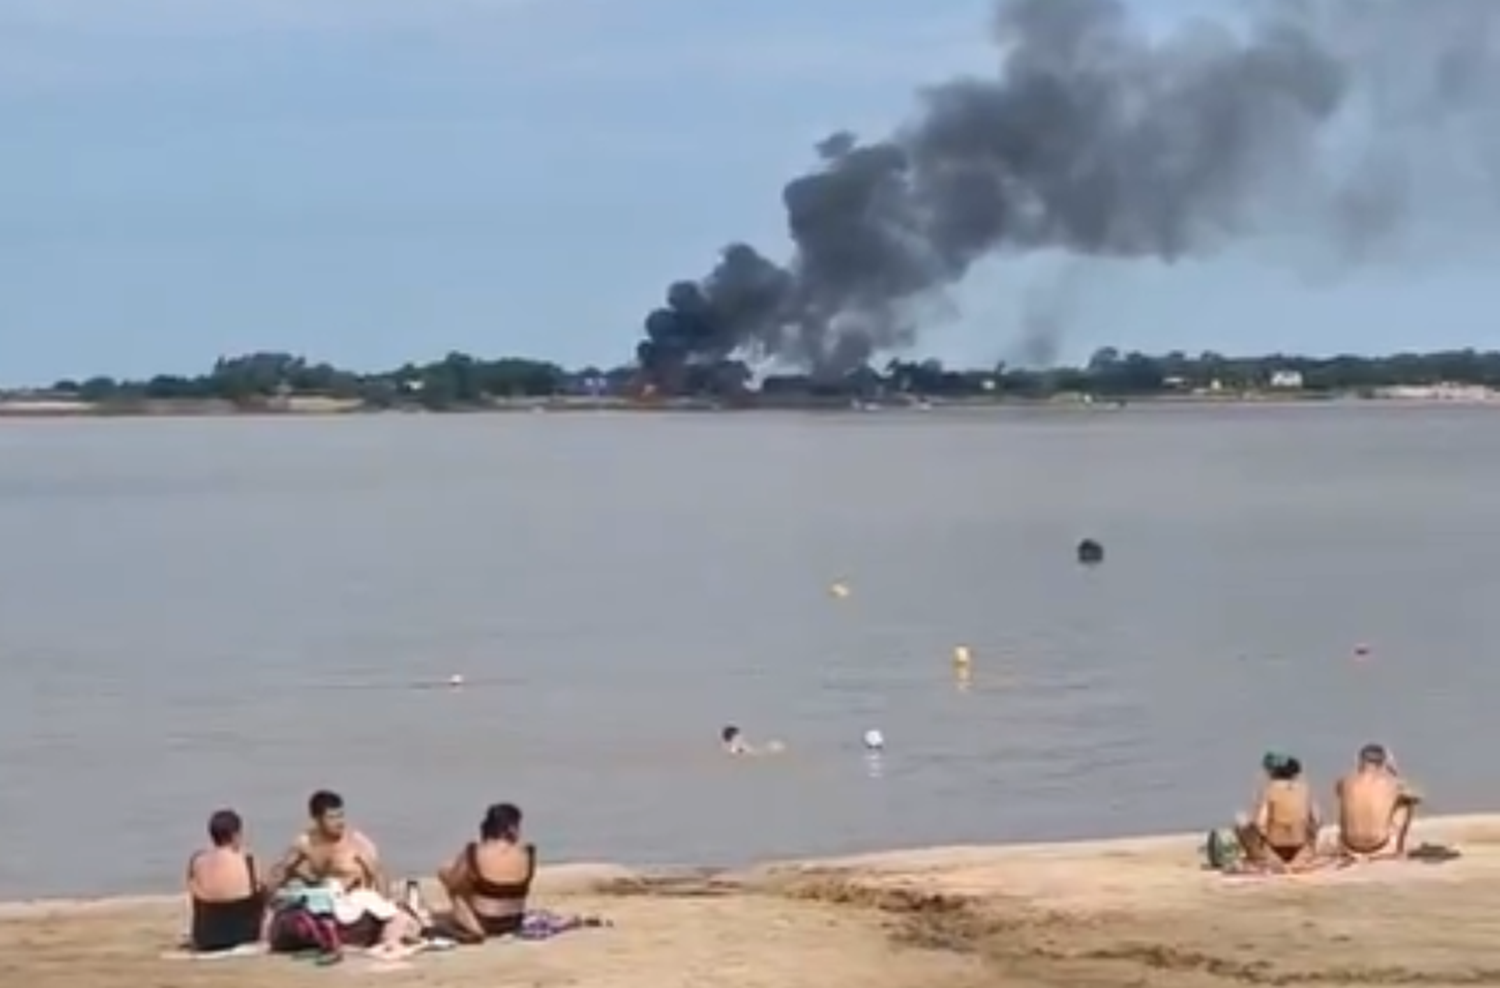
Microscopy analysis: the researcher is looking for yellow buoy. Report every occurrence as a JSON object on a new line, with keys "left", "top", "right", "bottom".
{"left": 952, "top": 645, "right": 971, "bottom": 667}
{"left": 829, "top": 581, "right": 851, "bottom": 599}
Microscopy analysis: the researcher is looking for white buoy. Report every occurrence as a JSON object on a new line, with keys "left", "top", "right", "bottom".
{"left": 863, "top": 728, "right": 885, "bottom": 751}
{"left": 448, "top": 673, "right": 465, "bottom": 687}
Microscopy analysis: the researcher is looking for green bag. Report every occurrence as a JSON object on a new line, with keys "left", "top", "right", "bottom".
{"left": 1204, "top": 827, "right": 1244, "bottom": 871}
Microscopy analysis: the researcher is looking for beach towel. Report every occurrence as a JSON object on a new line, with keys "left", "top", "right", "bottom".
{"left": 160, "top": 943, "right": 266, "bottom": 961}
{"left": 275, "top": 882, "right": 398, "bottom": 924}
{"left": 518, "top": 910, "right": 610, "bottom": 940}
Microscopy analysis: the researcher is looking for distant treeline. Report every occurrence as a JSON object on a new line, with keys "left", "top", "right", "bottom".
{"left": 23, "top": 347, "right": 1500, "bottom": 409}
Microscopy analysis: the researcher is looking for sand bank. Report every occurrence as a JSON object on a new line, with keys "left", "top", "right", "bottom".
{"left": 7, "top": 814, "right": 1500, "bottom": 988}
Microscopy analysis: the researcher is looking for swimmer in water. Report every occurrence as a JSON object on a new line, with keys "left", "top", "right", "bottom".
{"left": 721, "top": 725, "right": 749, "bottom": 755}
{"left": 720, "top": 725, "right": 785, "bottom": 757}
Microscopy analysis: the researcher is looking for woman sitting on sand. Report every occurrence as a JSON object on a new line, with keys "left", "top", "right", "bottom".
{"left": 186, "top": 809, "right": 267, "bottom": 953}
{"left": 1233, "top": 752, "right": 1322, "bottom": 871}
{"left": 436, "top": 803, "right": 538, "bottom": 942}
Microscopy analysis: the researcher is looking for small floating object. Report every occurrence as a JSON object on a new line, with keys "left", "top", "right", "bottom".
{"left": 829, "top": 581, "right": 851, "bottom": 599}
{"left": 952, "top": 645, "right": 971, "bottom": 667}
{"left": 1353, "top": 643, "right": 1371, "bottom": 662}
{"left": 863, "top": 728, "right": 885, "bottom": 751}
{"left": 448, "top": 673, "right": 465, "bottom": 687}
{"left": 1076, "top": 538, "right": 1104, "bottom": 565}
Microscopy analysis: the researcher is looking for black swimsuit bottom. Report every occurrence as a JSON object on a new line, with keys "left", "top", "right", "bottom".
{"left": 190, "top": 855, "right": 266, "bottom": 952}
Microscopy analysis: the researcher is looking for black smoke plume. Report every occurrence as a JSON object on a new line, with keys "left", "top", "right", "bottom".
{"left": 636, "top": 0, "right": 1500, "bottom": 384}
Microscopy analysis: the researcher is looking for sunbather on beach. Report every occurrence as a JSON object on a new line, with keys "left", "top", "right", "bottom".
{"left": 436, "top": 802, "right": 536, "bottom": 942}
{"left": 267, "top": 789, "right": 416, "bottom": 948}
{"left": 186, "top": 809, "right": 267, "bottom": 952}
{"left": 1235, "top": 752, "right": 1321, "bottom": 871}
{"left": 1336, "top": 743, "right": 1420, "bottom": 860}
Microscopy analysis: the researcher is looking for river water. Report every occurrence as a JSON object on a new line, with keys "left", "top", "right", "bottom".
{"left": 1, "top": 406, "right": 1496, "bottom": 896}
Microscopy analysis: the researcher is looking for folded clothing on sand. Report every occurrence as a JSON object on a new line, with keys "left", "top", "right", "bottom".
{"left": 274, "top": 882, "right": 399, "bottom": 925}
{"left": 518, "top": 910, "right": 610, "bottom": 940}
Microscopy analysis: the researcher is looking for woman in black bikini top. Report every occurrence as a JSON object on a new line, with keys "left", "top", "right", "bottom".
{"left": 437, "top": 802, "right": 536, "bottom": 941}
{"left": 465, "top": 839, "right": 536, "bottom": 935}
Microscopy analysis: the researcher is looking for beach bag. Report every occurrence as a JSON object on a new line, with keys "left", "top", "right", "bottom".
{"left": 1204, "top": 827, "right": 1243, "bottom": 872}
{"left": 268, "top": 905, "right": 341, "bottom": 956}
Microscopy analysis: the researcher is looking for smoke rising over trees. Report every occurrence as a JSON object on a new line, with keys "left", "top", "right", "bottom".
{"left": 635, "top": 0, "right": 1500, "bottom": 386}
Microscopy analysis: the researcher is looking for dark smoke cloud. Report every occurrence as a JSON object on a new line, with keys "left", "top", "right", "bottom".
{"left": 637, "top": 0, "right": 1500, "bottom": 381}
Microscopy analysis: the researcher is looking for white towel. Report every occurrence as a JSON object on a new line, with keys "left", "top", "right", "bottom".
{"left": 329, "top": 885, "right": 399, "bottom": 925}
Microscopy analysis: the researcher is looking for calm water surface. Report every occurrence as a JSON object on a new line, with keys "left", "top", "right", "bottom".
{"left": 2, "top": 407, "right": 1497, "bottom": 897}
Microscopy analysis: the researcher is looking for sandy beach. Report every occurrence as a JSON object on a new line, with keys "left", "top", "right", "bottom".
{"left": 7, "top": 814, "right": 1500, "bottom": 988}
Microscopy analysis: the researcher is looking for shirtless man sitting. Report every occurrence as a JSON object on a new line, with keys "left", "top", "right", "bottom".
{"left": 267, "top": 790, "right": 414, "bottom": 948}
{"left": 1235, "top": 752, "right": 1321, "bottom": 871}
{"left": 1335, "top": 743, "right": 1421, "bottom": 861}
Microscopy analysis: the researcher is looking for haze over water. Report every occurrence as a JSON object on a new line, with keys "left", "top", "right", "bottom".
{"left": 2, "top": 407, "right": 1497, "bottom": 898}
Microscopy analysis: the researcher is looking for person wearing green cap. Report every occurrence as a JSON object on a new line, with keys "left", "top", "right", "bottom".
{"left": 1233, "top": 752, "right": 1322, "bottom": 871}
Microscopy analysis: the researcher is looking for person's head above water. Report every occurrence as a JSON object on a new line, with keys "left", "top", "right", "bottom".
{"left": 1358, "top": 743, "right": 1391, "bottom": 770}
{"left": 721, "top": 725, "right": 741, "bottom": 745}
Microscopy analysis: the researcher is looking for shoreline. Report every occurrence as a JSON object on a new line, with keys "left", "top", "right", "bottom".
{"left": 6, "top": 810, "right": 1497, "bottom": 913}
{"left": 1, "top": 393, "right": 1496, "bottom": 420}
{"left": 9, "top": 813, "right": 1500, "bottom": 987}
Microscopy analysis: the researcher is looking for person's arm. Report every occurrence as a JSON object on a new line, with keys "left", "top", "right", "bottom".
{"left": 1253, "top": 793, "right": 1271, "bottom": 835}
{"left": 182, "top": 852, "right": 205, "bottom": 942}
{"left": 354, "top": 833, "right": 388, "bottom": 896}
{"left": 185, "top": 852, "right": 202, "bottom": 898}
{"left": 437, "top": 847, "right": 471, "bottom": 894}
{"left": 264, "top": 841, "right": 307, "bottom": 891}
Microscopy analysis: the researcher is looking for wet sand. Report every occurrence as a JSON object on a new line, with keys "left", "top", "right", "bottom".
{"left": 7, "top": 814, "right": 1500, "bottom": 988}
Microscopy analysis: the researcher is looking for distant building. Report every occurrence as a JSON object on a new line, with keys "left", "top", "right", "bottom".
{"left": 1268, "top": 369, "right": 1304, "bottom": 389}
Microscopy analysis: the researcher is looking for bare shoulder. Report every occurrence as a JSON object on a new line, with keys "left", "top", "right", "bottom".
{"left": 351, "top": 829, "right": 380, "bottom": 856}
{"left": 279, "top": 831, "right": 312, "bottom": 860}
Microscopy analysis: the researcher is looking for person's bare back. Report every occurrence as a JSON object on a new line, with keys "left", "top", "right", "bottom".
{"left": 1236, "top": 753, "right": 1320, "bottom": 871}
{"left": 1336, "top": 743, "right": 1419, "bottom": 859}
{"left": 1259, "top": 779, "right": 1316, "bottom": 855}
{"left": 190, "top": 846, "right": 258, "bottom": 902}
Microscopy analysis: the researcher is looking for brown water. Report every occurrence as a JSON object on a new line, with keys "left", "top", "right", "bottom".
{"left": 1, "top": 406, "right": 1497, "bottom": 896}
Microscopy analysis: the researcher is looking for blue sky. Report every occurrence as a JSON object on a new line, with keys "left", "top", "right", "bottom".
{"left": 3, "top": 0, "right": 1498, "bottom": 385}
